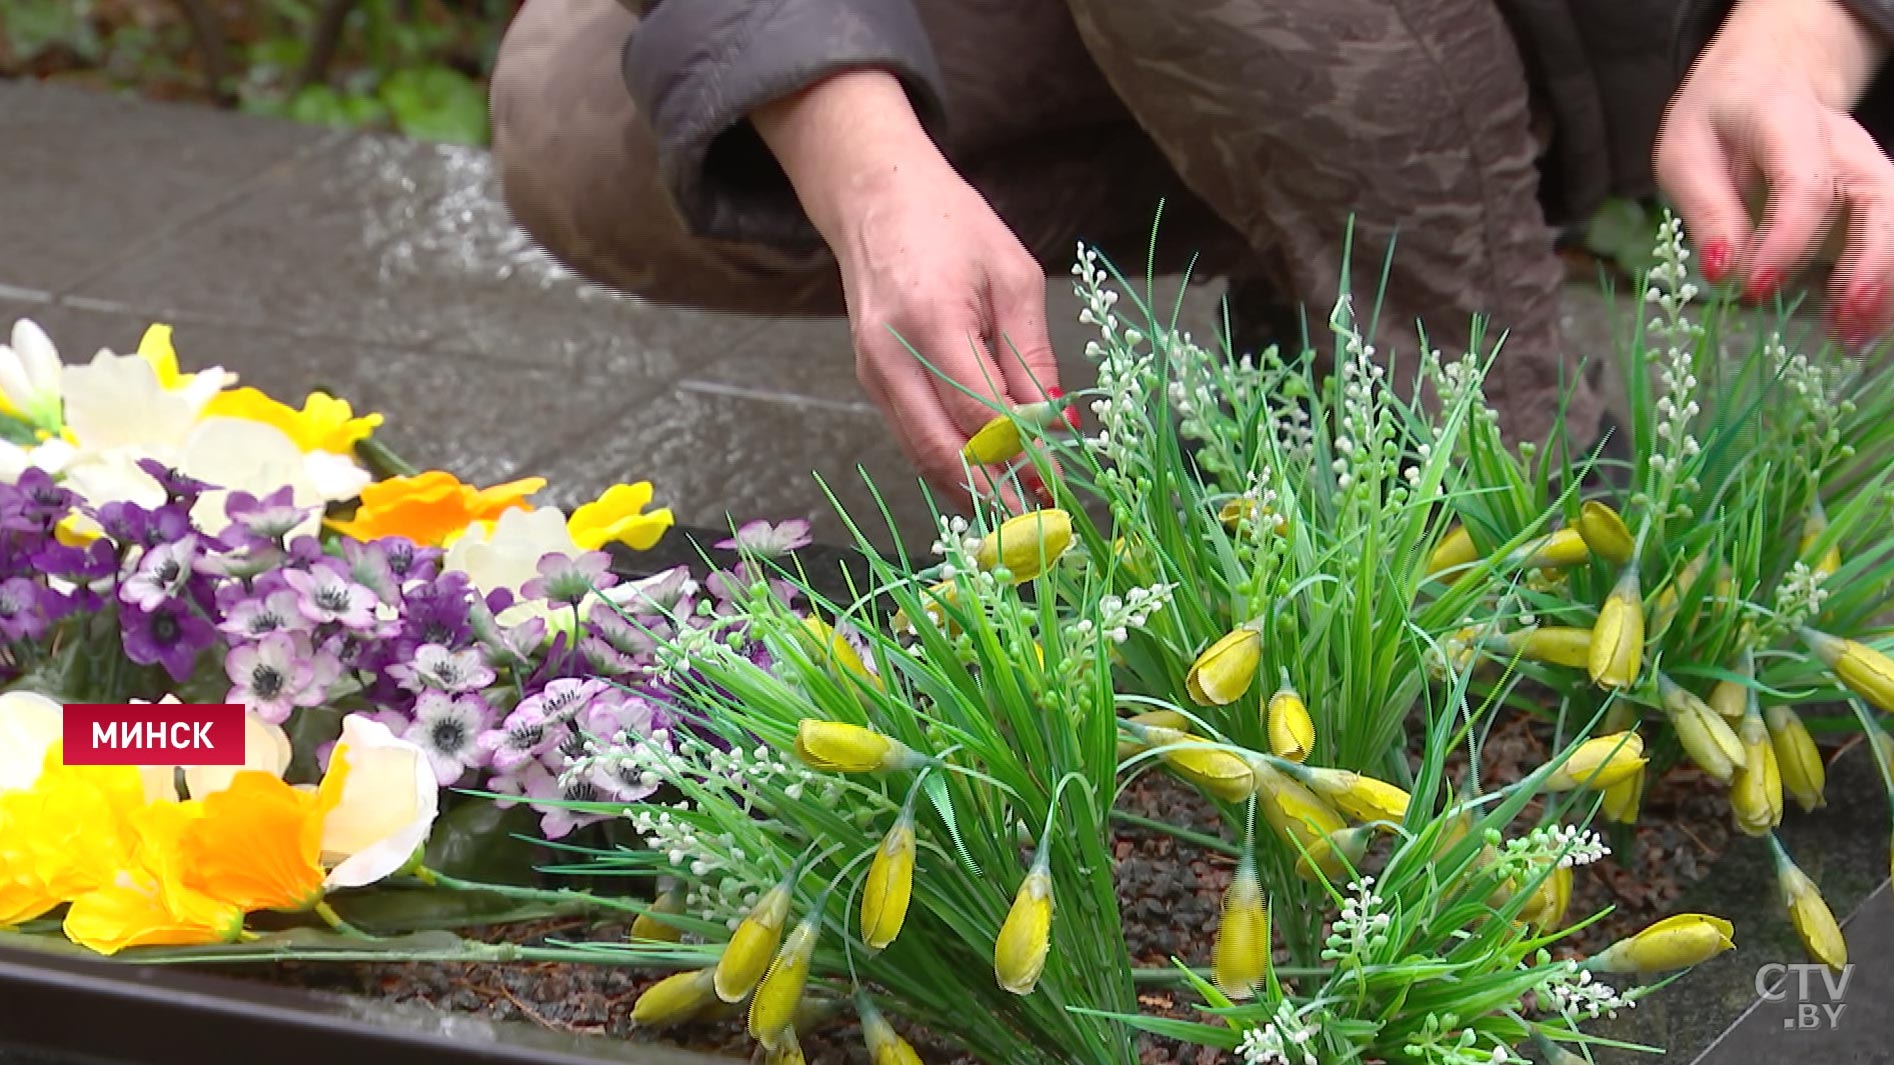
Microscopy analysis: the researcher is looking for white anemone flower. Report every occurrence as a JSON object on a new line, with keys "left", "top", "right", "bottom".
{"left": 0, "top": 319, "right": 65, "bottom": 432}
{"left": 319, "top": 714, "right": 439, "bottom": 889}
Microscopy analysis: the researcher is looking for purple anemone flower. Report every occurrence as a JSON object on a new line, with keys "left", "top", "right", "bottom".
{"left": 119, "top": 536, "right": 200, "bottom": 612}
{"left": 218, "top": 588, "right": 312, "bottom": 640}
{"left": 521, "top": 551, "right": 617, "bottom": 607}
{"left": 122, "top": 600, "right": 216, "bottom": 683}
{"left": 713, "top": 518, "right": 812, "bottom": 557}
{"left": 224, "top": 631, "right": 321, "bottom": 724}
{"left": 0, "top": 578, "right": 48, "bottom": 642}
{"left": 282, "top": 565, "right": 379, "bottom": 629}
{"left": 403, "top": 690, "right": 494, "bottom": 785}
{"left": 388, "top": 641, "right": 495, "bottom": 694}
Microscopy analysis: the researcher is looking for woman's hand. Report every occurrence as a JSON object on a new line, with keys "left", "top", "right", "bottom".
{"left": 754, "top": 71, "right": 1060, "bottom": 509}
{"left": 1655, "top": 0, "right": 1893, "bottom": 344}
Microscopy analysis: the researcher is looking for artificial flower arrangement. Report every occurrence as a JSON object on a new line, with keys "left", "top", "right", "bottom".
{"left": 2, "top": 211, "right": 1890, "bottom": 1065}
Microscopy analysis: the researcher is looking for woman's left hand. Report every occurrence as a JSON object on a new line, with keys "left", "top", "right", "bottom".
{"left": 1654, "top": 0, "right": 1894, "bottom": 345}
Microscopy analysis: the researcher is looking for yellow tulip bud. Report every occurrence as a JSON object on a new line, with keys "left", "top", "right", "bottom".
{"left": 1602, "top": 764, "right": 1645, "bottom": 824}
{"left": 1495, "top": 625, "right": 1593, "bottom": 670}
{"left": 890, "top": 580, "right": 959, "bottom": 636}
{"left": 1589, "top": 569, "right": 1645, "bottom": 690}
{"left": 861, "top": 810, "right": 916, "bottom": 952}
{"left": 1800, "top": 501, "right": 1843, "bottom": 579}
{"left": 1708, "top": 674, "right": 1751, "bottom": 722}
{"left": 765, "top": 1029, "right": 807, "bottom": 1065}
{"left": 860, "top": 997, "right": 925, "bottom": 1065}
{"left": 1776, "top": 847, "right": 1847, "bottom": 971}
{"left": 1253, "top": 759, "right": 1349, "bottom": 881}
{"left": 1115, "top": 710, "right": 1193, "bottom": 761}
{"left": 632, "top": 967, "right": 720, "bottom": 1028}
{"left": 1296, "top": 765, "right": 1410, "bottom": 825}
{"left": 1765, "top": 704, "right": 1827, "bottom": 813}
{"left": 1802, "top": 626, "right": 1894, "bottom": 714}
{"left": 1577, "top": 500, "right": 1635, "bottom": 566}
{"left": 1511, "top": 527, "right": 1591, "bottom": 570}
{"left": 995, "top": 857, "right": 1054, "bottom": 995}
{"left": 1212, "top": 856, "right": 1270, "bottom": 1000}
{"left": 1186, "top": 626, "right": 1264, "bottom": 706}
{"left": 794, "top": 720, "right": 925, "bottom": 774}
{"left": 1426, "top": 524, "right": 1478, "bottom": 578}
{"left": 1659, "top": 674, "right": 1747, "bottom": 783}
{"left": 1729, "top": 713, "right": 1782, "bottom": 837}
{"left": 1266, "top": 683, "right": 1315, "bottom": 763}
{"left": 961, "top": 397, "right": 1077, "bottom": 466}
{"left": 1544, "top": 731, "right": 1647, "bottom": 792}
{"left": 975, "top": 509, "right": 1074, "bottom": 583}
{"left": 1220, "top": 497, "right": 1288, "bottom": 536}
{"left": 1590, "top": 913, "right": 1736, "bottom": 974}
{"left": 1520, "top": 864, "right": 1573, "bottom": 931}
{"left": 1130, "top": 724, "right": 1256, "bottom": 802}
{"left": 630, "top": 886, "right": 686, "bottom": 944}
{"left": 715, "top": 881, "right": 794, "bottom": 1002}
{"left": 1651, "top": 552, "right": 1709, "bottom": 634}
{"left": 748, "top": 916, "right": 819, "bottom": 1048}
{"left": 801, "top": 616, "right": 884, "bottom": 693}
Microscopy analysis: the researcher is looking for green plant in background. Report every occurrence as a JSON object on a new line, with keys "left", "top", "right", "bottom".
{"left": 1421, "top": 212, "right": 1894, "bottom": 976}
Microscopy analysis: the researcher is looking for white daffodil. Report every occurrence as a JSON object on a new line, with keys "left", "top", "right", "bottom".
{"left": 62, "top": 347, "right": 215, "bottom": 453}
{"left": 0, "top": 319, "right": 64, "bottom": 432}
{"left": 319, "top": 714, "right": 439, "bottom": 889}
{"left": 182, "top": 711, "right": 293, "bottom": 800}
{"left": 0, "top": 691, "right": 64, "bottom": 793}
{"left": 444, "top": 505, "right": 582, "bottom": 626}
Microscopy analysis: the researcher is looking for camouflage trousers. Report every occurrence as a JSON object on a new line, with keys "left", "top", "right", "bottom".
{"left": 489, "top": 0, "right": 1606, "bottom": 446}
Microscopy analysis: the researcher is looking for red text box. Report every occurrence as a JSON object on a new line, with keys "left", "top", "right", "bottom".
{"left": 62, "top": 704, "right": 245, "bottom": 766}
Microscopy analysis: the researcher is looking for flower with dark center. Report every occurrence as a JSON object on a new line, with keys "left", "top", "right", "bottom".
{"left": 521, "top": 551, "right": 617, "bottom": 607}
{"left": 282, "top": 565, "right": 378, "bottom": 629}
{"left": 224, "top": 630, "right": 320, "bottom": 724}
{"left": 0, "top": 578, "right": 47, "bottom": 642}
{"left": 389, "top": 642, "right": 495, "bottom": 694}
{"left": 219, "top": 589, "right": 312, "bottom": 640}
{"left": 478, "top": 699, "right": 563, "bottom": 773}
{"left": 404, "top": 690, "right": 493, "bottom": 785}
{"left": 121, "top": 600, "right": 216, "bottom": 683}
{"left": 120, "top": 536, "right": 200, "bottom": 612}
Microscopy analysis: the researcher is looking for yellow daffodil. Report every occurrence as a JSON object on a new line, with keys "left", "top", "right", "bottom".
{"left": 1800, "top": 499, "right": 1843, "bottom": 578}
{"left": 631, "top": 968, "right": 720, "bottom": 1028}
{"left": 1765, "top": 704, "right": 1827, "bottom": 813}
{"left": 1729, "top": 712, "right": 1783, "bottom": 837}
{"left": 329, "top": 469, "right": 546, "bottom": 547}
{"left": 1520, "top": 864, "right": 1573, "bottom": 931}
{"left": 860, "top": 995, "right": 925, "bottom": 1065}
{"left": 179, "top": 770, "right": 336, "bottom": 914}
{"left": 0, "top": 752, "right": 144, "bottom": 926}
{"left": 1295, "top": 766, "right": 1410, "bottom": 824}
{"left": 1589, "top": 569, "right": 1645, "bottom": 690}
{"left": 444, "top": 505, "right": 585, "bottom": 626}
{"left": 630, "top": 886, "right": 686, "bottom": 943}
{"left": 1602, "top": 764, "right": 1645, "bottom": 824}
{"left": 1425, "top": 524, "right": 1478, "bottom": 578}
{"left": 1212, "top": 855, "right": 1269, "bottom": 1000}
{"left": 201, "top": 387, "right": 383, "bottom": 454}
{"left": 766, "top": 1030, "right": 807, "bottom": 1065}
{"left": 180, "top": 709, "right": 293, "bottom": 801}
{"left": 1658, "top": 674, "right": 1746, "bottom": 784}
{"left": 749, "top": 916, "right": 819, "bottom": 1048}
{"left": 1802, "top": 626, "right": 1894, "bottom": 713}
{"left": 1577, "top": 500, "right": 1635, "bottom": 566}
{"left": 1544, "top": 731, "right": 1647, "bottom": 792}
{"left": 1495, "top": 626, "right": 1593, "bottom": 670}
{"left": 1252, "top": 759, "right": 1348, "bottom": 881}
{"left": 1218, "top": 497, "right": 1286, "bottom": 535}
{"left": 716, "top": 879, "right": 794, "bottom": 1002}
{"left": 890, "top": 580, "right": 960, "bottom": 636}
{"left": 961, "top": 395, "right": 1076, "bottom": 466}
{"left": 135, "top": 323, "right": 236, "bottom": 393}
{"left": 794, "top": 720, "right": 926, "bottom": 773}
{"left": 1266, "top": 682, "right": 1314, "bottom": 763}
{"left": 1589, "top": 913, "right": 1736, "bottom": 974}
{"left": 1131, "top": 725, "right": 1254, "bottom": 802}
{"left": 1651, "top": 552, "right": 1710, "bottom": 634}
{"left": 995, "top": 854, "right": 1054, "bottom": 995}
{"left": 801, "top": 616, "right": 884, "bottom": 693}
{"left": 861, "top": 809, "right": 916, "bottom": 952}
{"left": 568, "top": 482, "right": 674, "bottom": 551}
{"left": 1511, "top": 527, "right": 1591, "bottom": 570}
{"left": 1775, "top": 844, "right": 1847, "bottom": 971}
{"left": 974, "top": 509, "right": 1073, "bottom": 583}
{"left": 1115, "top": 710, "right": 1193, "bottom": 762}
{"left": 1707, "top": 657, "right": 1754, "bottom": 721}
{"left": 1186, "top": 625, "right": 1263, "bottom": 706}
{"left": 62, "top": 800, "right": 245, "bottom": 955}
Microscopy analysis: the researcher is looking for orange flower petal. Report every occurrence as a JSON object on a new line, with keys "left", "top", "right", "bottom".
{"left": 180, "top": 771, "right": 328, "bottom": 913}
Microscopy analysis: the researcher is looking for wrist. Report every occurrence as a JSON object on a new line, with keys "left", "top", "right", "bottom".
{"left": 751, "top": 69, "right": 946, "bottom": 247}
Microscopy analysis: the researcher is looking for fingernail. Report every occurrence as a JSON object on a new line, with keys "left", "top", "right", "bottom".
{"left": 1744, "top": 268, "right": 1783, "bottom": 303}
{"left": 1020, "top": 469, "right": 1055, "bottom": 508}
{"left": 1847, "top": 280, "right": 1888, "bottom": 323}
{"left": 1700, "top": 239, "right": 1732, "bottom": 283}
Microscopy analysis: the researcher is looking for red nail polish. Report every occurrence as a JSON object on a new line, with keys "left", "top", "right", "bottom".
{"left": 1744, "top": 268, "right": 1783, "bottom": 303}
{"left": 1848, "top": 280, "right": 1888, "bottom": 323}
{"left": 1700, "top": 239, "right": 1732, "bottom": 283}
{"left": 1020, "top": 469, "right": 1054, "bottom": 508}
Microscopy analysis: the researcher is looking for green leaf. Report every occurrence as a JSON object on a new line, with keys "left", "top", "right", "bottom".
{"left": 325, "top": 886, "right": 569, "bottom": 933}
{"left": 922, "top": 772, "right": 979, "bottom": 876}
{"left": 378, "top": 66, "right": 490, "bottom": 145}
{"left": 424, "top": 796, "right": 545, "bottom": 885}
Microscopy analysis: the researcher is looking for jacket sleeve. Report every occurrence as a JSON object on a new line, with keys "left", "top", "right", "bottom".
{"left": 623, "top": 0, "right": 947, "bottom": 253}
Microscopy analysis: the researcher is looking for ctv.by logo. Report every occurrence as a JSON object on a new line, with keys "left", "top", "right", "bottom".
{"left": 1756, "top": 962, "right": 1854, "bottom": 1030}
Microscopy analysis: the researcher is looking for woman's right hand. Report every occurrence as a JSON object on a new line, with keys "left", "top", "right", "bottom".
{"left": 753, "top": 71, "right": 1061, "bottom": 510}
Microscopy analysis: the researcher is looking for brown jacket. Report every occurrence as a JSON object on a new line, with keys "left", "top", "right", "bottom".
{"left": 620, "top": 0, "right": 1894, "bottom": 251}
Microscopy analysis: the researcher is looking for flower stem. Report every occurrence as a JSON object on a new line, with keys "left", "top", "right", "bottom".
{"left": 1108, "top": 810, "right": 1241, "bottom": 857}
{"left": 312, "top": 900, "right": 373, "bottom": 939}
{"left": 409, "top": 868, "right": 645, "bottom": 914}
